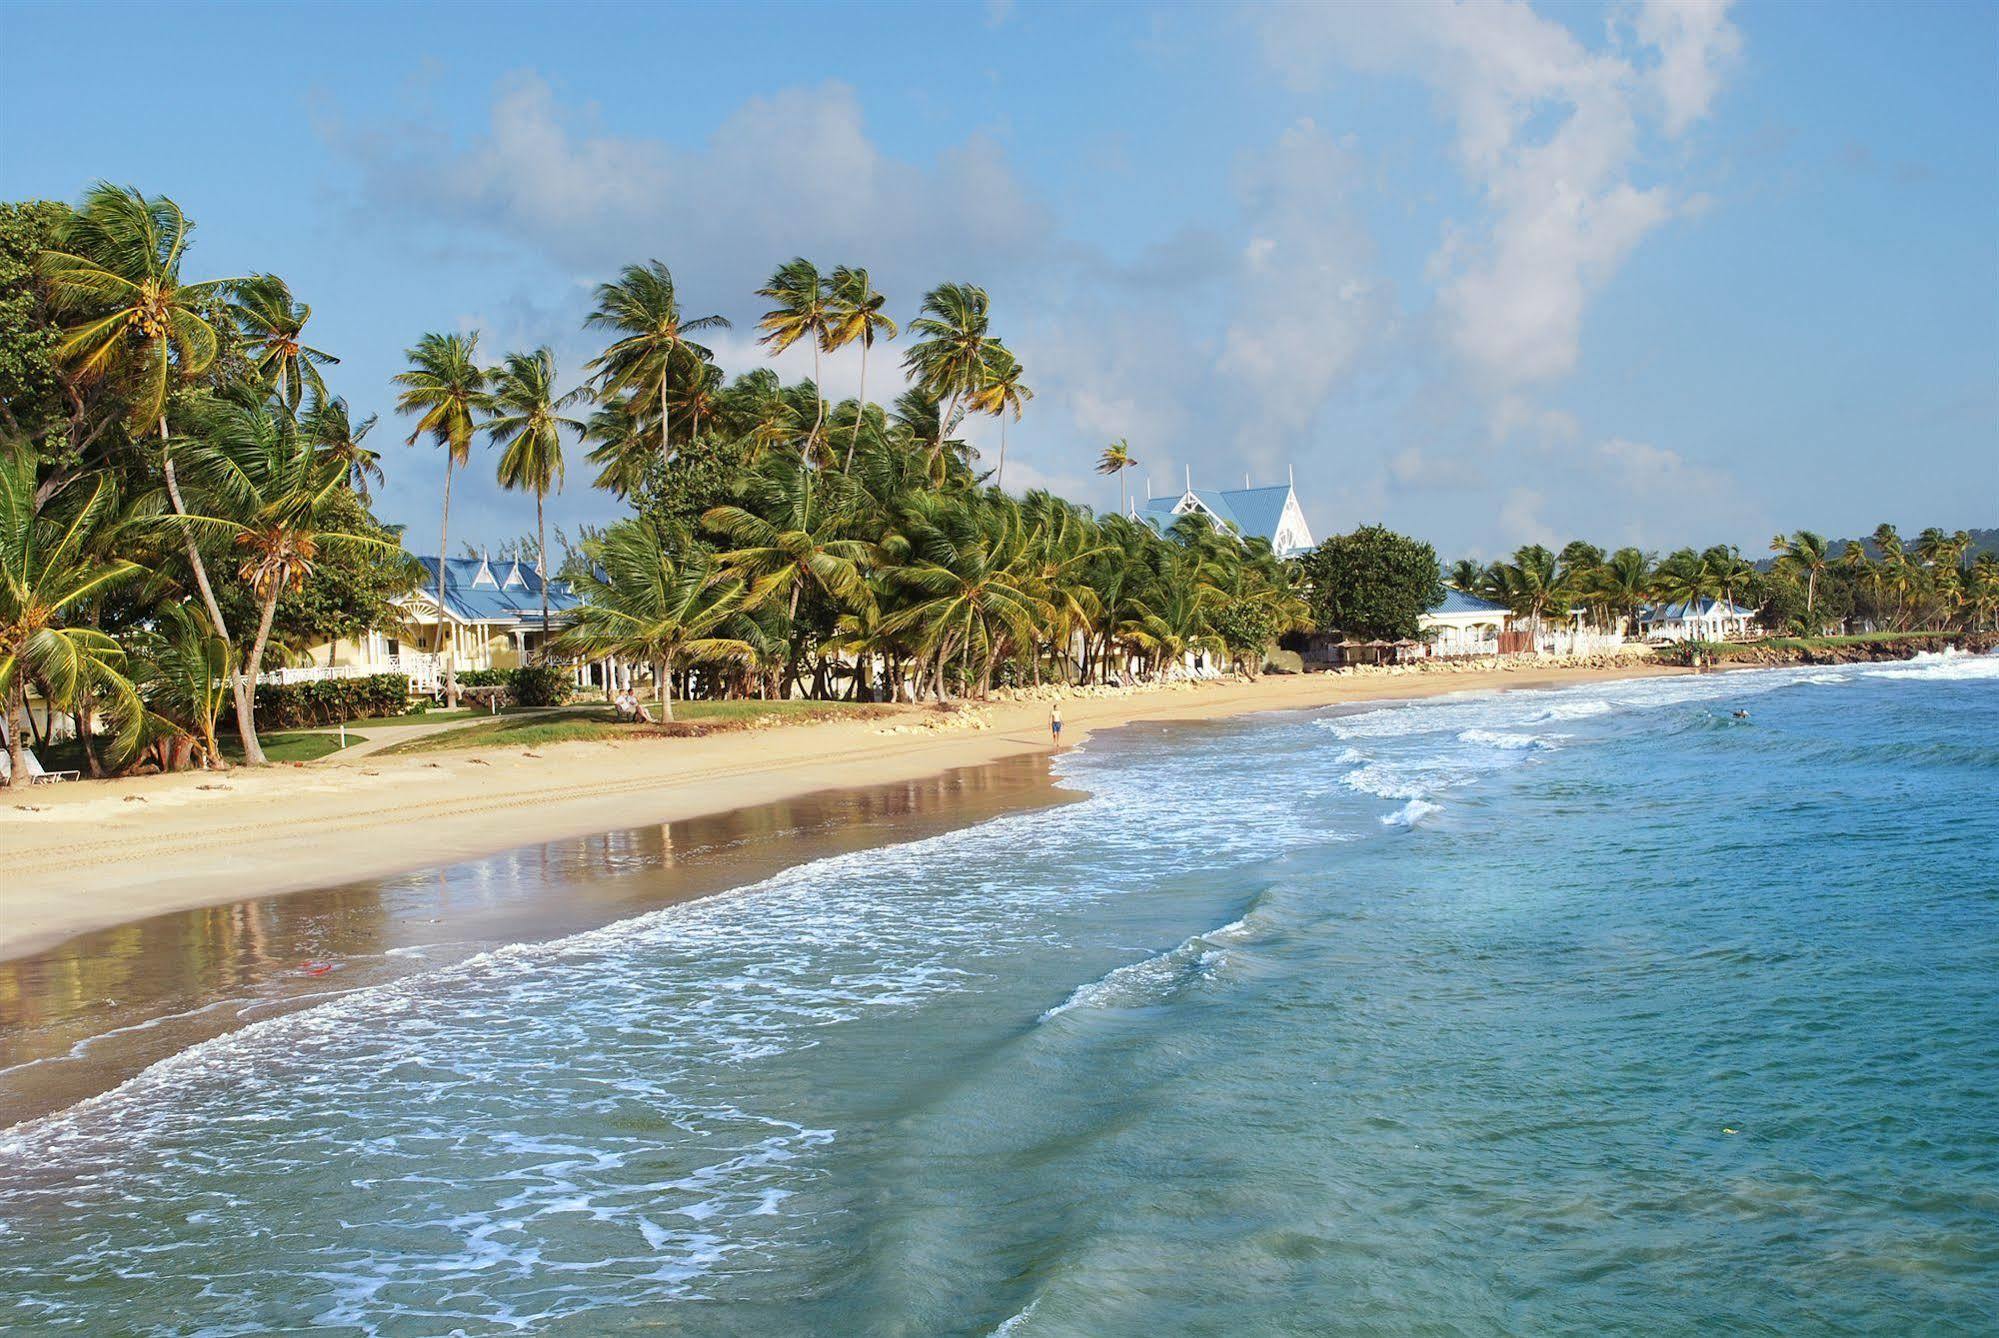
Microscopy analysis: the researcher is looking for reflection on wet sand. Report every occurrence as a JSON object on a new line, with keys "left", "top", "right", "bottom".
{"left": 0, "top": 755, "right": 1067, "bottom": 1129}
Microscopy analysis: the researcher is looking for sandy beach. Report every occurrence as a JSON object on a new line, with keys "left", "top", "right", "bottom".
{"left": 0, "top": 661, "right": 1674, "bottom": 964}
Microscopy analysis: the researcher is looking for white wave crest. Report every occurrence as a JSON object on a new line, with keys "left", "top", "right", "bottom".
{"left": 1456, "top": 729, "right": 1554, "bottom": 750}
{"left": 1381, "top": 799, "right": 1442, "bottom": 828}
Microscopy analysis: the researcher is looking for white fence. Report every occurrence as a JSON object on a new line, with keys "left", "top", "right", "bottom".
{"left": 257, "top": 653, "right": 444, "bottom": 693}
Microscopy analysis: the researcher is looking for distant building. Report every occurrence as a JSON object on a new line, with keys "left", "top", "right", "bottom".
{"left": 1636, "top": 598, "right": 1757, "bottom": 642}
{"left": 1418, "top": 589, "right": 1514, "bottom": 657}
{"left": 1136, "top": 468, "right": 1316, "bottom": 558}
{"left": 277, "top": 553, "right": 583, "bottom": 693}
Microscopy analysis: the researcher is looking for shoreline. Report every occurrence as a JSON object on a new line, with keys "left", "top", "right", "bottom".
{"left": 0, "top": 661, "right": 1677, "bottom": 965}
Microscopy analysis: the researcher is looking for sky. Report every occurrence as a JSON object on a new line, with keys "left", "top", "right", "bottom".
{"left": 3, "top": 0, "right": 1994, "bottom": 560}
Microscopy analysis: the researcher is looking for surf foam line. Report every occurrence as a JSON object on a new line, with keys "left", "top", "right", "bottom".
{"left": 1039, "top": 907, "right": 1265, "bottom": 1023}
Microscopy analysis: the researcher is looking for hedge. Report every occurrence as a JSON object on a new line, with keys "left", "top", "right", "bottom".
{"left": 448, "top": 665, "right": 575, "bottom": 707}
{"left": 251, "top": 674, "right": 415, "bottom": 728}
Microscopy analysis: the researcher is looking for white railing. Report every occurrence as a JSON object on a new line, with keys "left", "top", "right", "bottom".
{"left": 256, "top": 652, "right": 445, "bottom": 693}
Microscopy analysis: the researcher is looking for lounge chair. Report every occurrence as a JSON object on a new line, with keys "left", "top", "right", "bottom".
{"left": 0, "top": 747, "right": 79, "bottom": 786}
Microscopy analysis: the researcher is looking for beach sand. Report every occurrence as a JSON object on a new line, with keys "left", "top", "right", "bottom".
{"left": 0, "top": 662, "right": 1675, "bottom": 964}
{"left": 0, "top": 661, "right": 1677, "bottom": 1126}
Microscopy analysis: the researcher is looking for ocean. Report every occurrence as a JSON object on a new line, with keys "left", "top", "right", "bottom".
{"left": 2, "top": 654, "right": 1994, "bottom": 1334}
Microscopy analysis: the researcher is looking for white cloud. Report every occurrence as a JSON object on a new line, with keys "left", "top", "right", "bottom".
{"left": 1633, "top": 0, "right": 1744, "bottom": 136}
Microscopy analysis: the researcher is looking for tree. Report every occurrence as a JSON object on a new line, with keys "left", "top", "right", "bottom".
{"left": 556, "top": 520, "right": 753, "bottom": 719}
{"left": 231, "top": 274, "right": 336, "bottom": 410}
{"left": 1769, "top": 530, "right": 1830, "bottom": 627}
{"left": 755, "top": 259, "right": 832, "bottom": 456}
{"left": 488, "top": 347, "right": 586, "bottom": 655}
{"left": 0, "top": 201, "right": 74, "bottom": 468}
{"left": 903, "top": 282, "right": 991, "bottom": 448}
{"left": 1299, "top": 525, "right": 1444, "bottom": 642}
{"left": 392, "top": 330, "right": 489, "bottom": 706}
{"left": 1096, "top": 438, "right": 1138, "bottom": 516}
{"left": 302, "top": 394, "right": 382, "bottom": 498}
{"left": 825, "top": 266, "right": 896, "bottom": 470}
{"left": 1446, "top": 557, "right": 1484, "bottom": 594}
{"left": 1492, "top": 544, "right": 1563, "bottom": 644}
{"left": 584, "top": 260, "right": 729, "bottom": 467}
{"left": 969, "top": 343, "right": 1031, "bottom": 490}
{"left": 180, "top": 394, "right": 398, "bottom": 763}
{"left": 1590, "top": 546, "right": 1653, "bottom": 635}
{"left": 0, "top": 452, "right": 144, "bottom": 785}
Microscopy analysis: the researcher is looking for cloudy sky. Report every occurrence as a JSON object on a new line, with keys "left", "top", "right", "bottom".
{"left": 4, "top": 0, "right": 1993, "bottom": 558}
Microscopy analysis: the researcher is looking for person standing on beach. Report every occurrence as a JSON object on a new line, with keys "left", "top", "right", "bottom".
{"left": 1050, "top": 703, "right": 1063, "bottom": 745}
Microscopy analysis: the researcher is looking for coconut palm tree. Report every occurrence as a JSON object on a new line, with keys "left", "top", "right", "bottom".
{"left": 1651, "top": 548, "right": 1723, "bottom": 638}
{"left": 1445, "top": 557, "right": 1484, "bottom": 594}
{"left": 882, "top": 494, "right": 1049, "bottom": 700}
{"left": 1095, "top": 439, "right": 1138, "bottom": 516}
{"left": 755, "top": 259, "right": 833, "bottom": 455}
{"left": 393, "top": 331, "right": 489, "bottom": 705}
{"left": 1770, "top": 530, "right": 1830, "bottom": 629}
{"left": 825, "top": 266, "right": 896, "bottom": 470}
{"left": 129, "top": 601, "right": 231, "bottom": 768}
{"left": 487, "top": 348, "right": 587, "bottom": 656}
{"left": 36, "top": 184, "right": 242, "bottom": 670}
{"left": 557, "top": 521, "right": 753, "bottom": 720}
{"left": 969, "top": 344, "right": 1031, "bottom": 490}
{"left": 1590, "top": 547, "right": 1653, "bottom": 636}
{"left": 1494, "top": 544, "right": 1563, "bottom": 646}
{"left": 584, "top": 261, "right": 729, "bottom": 465}
{"left": 0, "top": 453, "right": 146, "bottom": 786}
{"left": 179, "top": 395, "right": 399, "bottom": 763}
{"left": 232, "top": 274, "right": 337, "bottom": 410}
{"left": 302, "top": 395, "right": 382, "bottom": 498}
{"left": 903, "top": 282, "right": 992, "bottom": 446}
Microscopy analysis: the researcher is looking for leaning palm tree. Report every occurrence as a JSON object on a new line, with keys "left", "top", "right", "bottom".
{"left": 755, "top": 259, "right": 833, "bottom": 455}
{"left": 584, "top": 260, "right": 730, "bottom": 465}
{"left": 0, "top": 452, "right": 145, "bottom": 786}
{"left": 903, "top": 282, "right": 992, "bottom": 447}
{"left": 1495, "top": 544, "right": 1563, "bottom": 646}
{"left": 179, "top": 395, "right": 399, "bottom": 764}
{"left": 969, "top": 343, "right": 1032, "bottom": 490}
{"left": 1651, "top": 548, "right": 1723, "bottom": 638}
{"left": 36, "top": 184, "right": 242, "bottom": 666}
{"left": 825, "top": 266, "right": 896, "bottom": 470}
{"left": 1769, "top": 531, "right": 1829, "bottom": 627}
{"left": 557, "top": 521, "right": 754, "bottom": 720}
{"left": 128, "top": 601, "right": 231, "bottom": 768}
{"left": 302, "top": 395, "right": 383, "bottom": 498}
{"left": 232, "top": 274, "right": 337, "bottom": 410}
{"left": 487, "top": 348, "right": 587, "bottom": 655}
{"left": 1446, "top": 558, "right": 1484, "bottom": 594}
{"left": 393, "top": 331, "right": 490, "bottom": 706}
{"left": 1096, "top": 438, "right": 1138, "bottom": 516}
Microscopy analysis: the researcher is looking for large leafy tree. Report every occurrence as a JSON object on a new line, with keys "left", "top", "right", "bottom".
{"left": 1299, "top": 525, "right": 1445, "bottom": 642}
{"left": 393, "top": 330, "right": 489, "bottom": 705}
{"left": 487, "top": 347, "right": 586, "bottom": 651}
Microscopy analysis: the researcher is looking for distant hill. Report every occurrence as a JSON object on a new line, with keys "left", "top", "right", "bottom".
{"left": 1755, "top": 528, "right": 1998, "bottom": 570}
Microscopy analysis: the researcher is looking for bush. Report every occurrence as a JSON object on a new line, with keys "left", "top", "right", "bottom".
{"left": 251, "top": 674, "right": 414, "bottom": 728}
{"left": 508, "top": 663, "right": 575, "bottom": 707}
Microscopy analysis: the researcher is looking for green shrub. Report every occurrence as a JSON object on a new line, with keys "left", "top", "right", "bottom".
{"left": 251, "top": 674, "right": 414, "bottom": 728}
{"left": 508, "top": 663, "right": 575, "bottom": 707}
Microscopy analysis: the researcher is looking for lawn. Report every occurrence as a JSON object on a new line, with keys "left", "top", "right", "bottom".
{"left": 220, "top": 731, "right": 360, "bottom": 763}
{"left": 379, "top": 700, "right": 888, "bottom": 755}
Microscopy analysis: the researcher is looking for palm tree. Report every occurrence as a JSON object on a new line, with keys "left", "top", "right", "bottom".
{"left": 1494, "top": 544, "right": 1562, "bottom": 646}
{"left": 36, "top": 185, "right": 243, "bottom": 690}
{"left": 755, "top": 259, "right": 833, "bottom": 456}
{"left": 232, "top": 274, "right": 337, "bottom": 410}
{"left": 556, "top": 521, "right": 753, "bottom": 720}
{"left": 302, "top": 395, "right": 382, "bottom": 498}
{"left": 180, "top": 395, "right": 398, "bottom": 763}
{"left": 1769, "top": 530, "right": 1830, "bottom": 629}
{"left": 129, "top": 602, "right": 231, "bottom": 768}
{"left": 393, "top": 331, "right": 490, "bottom": 706}
{"left": 969, "top": 344, "right": 1032, "bottom": 490}
{"left": 1590, "top": 547, "right": 1653, "bottom": 636}
{"left": 1446, "top": 557, "right": 1484, "bottom": 594}
{"left": 1652, "top": 548, "right": 1723, "bottom": 638}
{"left": 825, "top": 266, "right": 896, "bottom": 470}
{"left": 488, "top": 348, "right": 587, "bottom": 656}
{"left": 1096, "top": 439, "right": 1138, "bottom": 516}
{"left": 584, "top": 261, "right": 729, "bottom": 465}
{"left": 903, "top": 283, "right": 992, "bottom": 446}
{"left": 0, "top": 454, "right": 145, "bottom": 786}
{"left": 882, "top": 494, "right": 1049, "bottom": 699}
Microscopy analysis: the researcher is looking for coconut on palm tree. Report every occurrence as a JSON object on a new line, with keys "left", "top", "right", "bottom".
{"left": 584, "top": 261, "right": 730, "bottom": 467}
{"left": 487, "top": 348, "right": 587, "bottom": 658}
{"left": 393, "top": 331, "right": 489, "bottom": 705}
{"left": 232, "top": 274, "right": 337, "bottom": 410}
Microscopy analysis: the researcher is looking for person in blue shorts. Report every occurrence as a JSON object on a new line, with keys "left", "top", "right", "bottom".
{"left": 1050, "top": 703, "right": 1063, "bottom": 744}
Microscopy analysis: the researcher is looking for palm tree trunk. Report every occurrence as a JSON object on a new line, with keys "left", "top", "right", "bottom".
{"left": 439, "top": 458, "right": 460, "bottom": 708}
{"left": 808, "top": 344, "right": 825, "bottom": 459}
{"left": 4, "top": 675, "right": 26, "bottom": 789}
{"left": 661, "top": 653, "right": 675, "bottom": 722}
{"left": 159, "top": 415, "right": 251, "bottom": 744}
{"left": 846, "top": 342, "right": 868, "bottom": 472}
{"left": 997, "top": 415, "right": 1007, "bottom": 490}
{"left": 1118, "top": 469, "right": 1127, "bottom": 517}
{"left": 660, "top": 364, "right": 673, "bottom": 464}
{"left": 536, "top": 492, "right": 550, "bottom": 665}
{"left": 237, "top": 592, "right": 281, "bottom": 768}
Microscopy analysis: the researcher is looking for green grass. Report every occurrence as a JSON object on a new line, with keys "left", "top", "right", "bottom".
{"left": 220, "top": 731, "right": 361, "bottom": 763}
{"left": 379, "top": 699, "right": 884, "bottom": 755}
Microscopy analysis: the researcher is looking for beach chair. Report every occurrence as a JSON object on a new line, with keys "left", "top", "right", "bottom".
{"left": 1, "top": 747, "right": 79, "bottom": 785}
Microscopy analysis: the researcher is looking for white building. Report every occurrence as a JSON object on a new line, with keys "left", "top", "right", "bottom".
{"left": 1418, "top": 590, "right": 1513, "bottom": 656}
{"left": 1136, "top": 469, "right": 1315, "bottom": 558}
{"left": 1636, "top": 598, "right": 1758, "bottom": 642}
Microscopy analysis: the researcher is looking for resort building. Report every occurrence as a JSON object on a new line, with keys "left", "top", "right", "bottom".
{"left": 1135, "top": 468, "right": 1316, "bottom": 558}
{"left": 1636, "top": 598, "right": 1758, "bottom": 643}
{"left": 1417, "top": 590, "right": 1515, "bottom": 657}
{"left": 275, "top": 554, "right": 583, "bottom": 692}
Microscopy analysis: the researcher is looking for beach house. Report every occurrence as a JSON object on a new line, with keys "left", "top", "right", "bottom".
{"left": 1635, "top": 598, "right": 1758, "bottom": 643}
{"left": 273, "top": 554, "right": 583, "bottom": 692}
{"left": 1417, "top": 590, "right": 1515, "bottom": 656}
{"left": 1135, "top": 468, "right": 1316, "bottom": 558}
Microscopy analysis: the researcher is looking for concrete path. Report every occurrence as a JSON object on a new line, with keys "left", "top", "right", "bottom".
{"left": 301, "top": 708, "right": 574, "bottom": 760}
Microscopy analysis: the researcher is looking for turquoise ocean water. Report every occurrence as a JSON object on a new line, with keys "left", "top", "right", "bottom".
{"left": 2, "top": 654, "right": 1995, "bottom": 1334}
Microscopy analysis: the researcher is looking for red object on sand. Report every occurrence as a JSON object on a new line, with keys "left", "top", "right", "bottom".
{"left": 301, "top": 961, "right": 333, "bottom": 976}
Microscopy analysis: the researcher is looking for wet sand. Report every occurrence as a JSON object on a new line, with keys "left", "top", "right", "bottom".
{"left": 0, "top": 756, "right": 1068, "bottom": 1128}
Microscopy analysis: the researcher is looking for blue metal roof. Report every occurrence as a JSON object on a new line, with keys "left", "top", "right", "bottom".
{"left": 1141, "top": 484, "right": 1298, "bottom": 547}
{"left": 412, "top": 556, "right": 582, "bottom": 625}
{"left": 1639, "top": 598, "right": 1756, "bottom": 621}
{"left": 1432, "top": 589, "right": 1510, "bottom": 616}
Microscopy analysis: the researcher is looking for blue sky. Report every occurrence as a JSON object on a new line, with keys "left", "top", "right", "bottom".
{"left": 3, "top": 0, "right": 1993, "bottom": 558}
